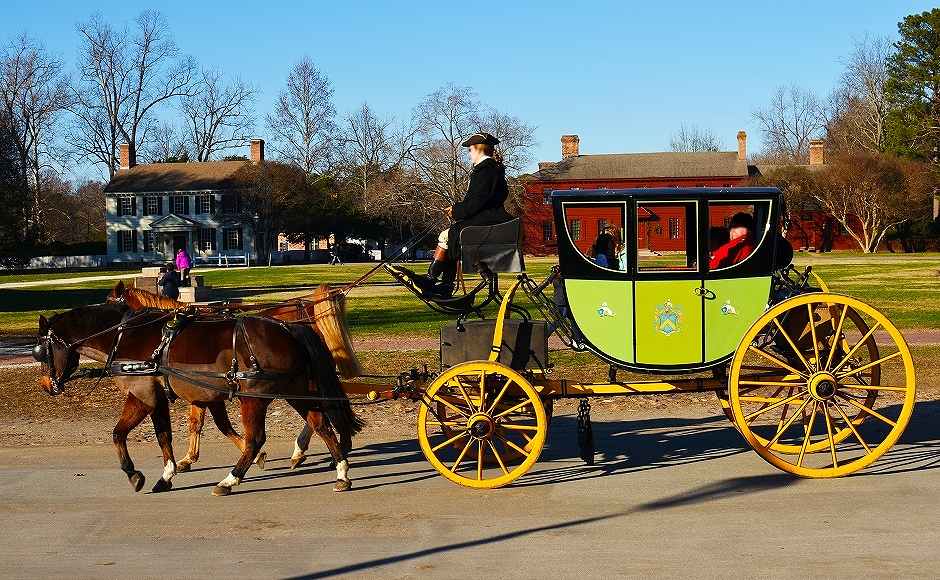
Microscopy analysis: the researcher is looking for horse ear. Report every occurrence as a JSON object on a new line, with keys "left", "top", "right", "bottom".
{"left": 113, "top": 280, "right": 125, "bottom": 295}
{"left": 38, "top": 315, "right": 48, "bottom": 333}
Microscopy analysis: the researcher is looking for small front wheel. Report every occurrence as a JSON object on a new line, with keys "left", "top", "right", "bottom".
{"left": 417, "top": 361, "right": 547, "bottom": 489}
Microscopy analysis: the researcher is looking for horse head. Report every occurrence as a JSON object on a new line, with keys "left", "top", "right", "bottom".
{"left": 36, "top": 313, "right": 79, "bottom": 396}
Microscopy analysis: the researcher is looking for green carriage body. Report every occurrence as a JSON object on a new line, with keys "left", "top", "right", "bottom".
{"left": 552, "top": 187, "right": 784, "bottom": 374}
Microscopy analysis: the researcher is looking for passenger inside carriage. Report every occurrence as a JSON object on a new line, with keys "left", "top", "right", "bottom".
{"left": 709, "top": 212, "right": 755, "bottom": 270}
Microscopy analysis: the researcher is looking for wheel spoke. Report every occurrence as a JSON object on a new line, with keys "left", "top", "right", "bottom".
{"left": 837, "top": 394, "right": 896, "bottom": 427}
{"left": 452, "top": 379, "right": 477, "bottom": 413}
{"left": 772, "top": 317, "right": 812, "bottom": 372}
{"left": 807, "top": 303, "right": 821, "bottom": 372}
{"left": 822, "top": 402, "right": 839, "bottom": 468}
{"left": 479, "top": 371, "right": 486, "bottom": 411}
{"left": 487, "top": 440, "right": 509, "bottom": 475}
{"left": 494, "top": 399, "right": 532, "bottom": 419}
{"left": 434, "top": 395, "right": 470, "bottom": 419}
{"left": 496, "top": 431, "right": 530, "bottom": 456}
{"left": 744, "top": 391, "right": 808, "bottom": 422}
{"left": 500, "top": 423, "right": 540, "bottom": 431}
{"left": 431, "top": 430, "right": 469, "bottom": 453}
{"left": 476, "top": 441, "right": 484, "bottom": 481}
{"left": 839, "top": 384, "right": 908, "bottom": 392}
{"left": 797, "top": 402, "right": 819, "bottom": 467}
{"left": 425, "top": 418, "right": 466, "bottom": 428}
{"left": 486, "top": 378, "right": 513, "bottom": 415}
{"left": 451, "top": 438, "right": 474, "bottom": 472}
{"left": 831, "top": 321, "right": 882, "bottom": 374}
{"left": 767, "top": 397, "right": 812, "bottom": 447}
{"left": 837, "top": 351, "right": 903, "bottom": 381}
{"left": 831, "top": 400, "right": 872, "bottom": 454}
{"left": 739, "top": 379, "right": 804, "bottom": 387}
{"left": 824, "top": 304, "right": 849, "bottom": 370}
{"left": 747, "top": 346, "right": 806, "bottom": 378}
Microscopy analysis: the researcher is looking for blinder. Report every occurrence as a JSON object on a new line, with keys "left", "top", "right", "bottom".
{"left": 32, "top": 342, "right": 47, "bottom": 362}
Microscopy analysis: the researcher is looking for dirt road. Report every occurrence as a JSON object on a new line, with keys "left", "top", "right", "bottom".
{"left": 1, "top": 403, "right": 938, "bottom": 579}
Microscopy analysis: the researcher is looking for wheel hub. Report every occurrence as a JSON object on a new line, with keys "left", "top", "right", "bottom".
{"left": 467, "top": 413, "right": 495, "bottom": 440}
{"left": 809, "top": 372, "right": 838, "bottom": 400}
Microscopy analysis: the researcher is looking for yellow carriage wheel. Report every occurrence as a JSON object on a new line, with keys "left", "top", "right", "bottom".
{"left": 417, "top": 361, "right": 547, "bottom": 489}
{"left": 729, "top": 293, "right": 915, "bottom": 478}
{"left": 716, "top": 302, "right": 881, "bottom": 451}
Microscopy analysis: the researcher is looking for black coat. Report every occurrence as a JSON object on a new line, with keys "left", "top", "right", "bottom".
{"left": 452, "top": 157, "right": 512, "bottom": 226}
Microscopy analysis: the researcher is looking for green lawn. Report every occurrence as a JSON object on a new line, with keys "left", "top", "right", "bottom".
{"left": 1, "top": 253, "right": 938, "bottom": 338}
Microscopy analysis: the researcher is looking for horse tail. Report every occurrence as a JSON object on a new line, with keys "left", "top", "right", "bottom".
{"left": 286, "top": 323, "right": 364, "bottom": 446}
{"left": 312, "top": 284, "right": 362, "bottom": 379}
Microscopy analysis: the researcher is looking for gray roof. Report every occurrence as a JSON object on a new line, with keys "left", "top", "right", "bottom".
{"left": 533, "top": 151, "right": 749, "bottom": 181}
{"left": 754, "top": 163, "right": 826, "bottom": 175}
{"left": 104, "top": 160, "right": 251, "bottom": 193}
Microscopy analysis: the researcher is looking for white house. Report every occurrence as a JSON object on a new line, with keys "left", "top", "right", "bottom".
{"left": 103, "top": 140, "right": 265, "bottom": 264}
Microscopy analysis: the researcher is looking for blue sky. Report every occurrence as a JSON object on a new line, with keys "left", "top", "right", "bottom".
{"left": 3, "top": 0, "right": 936, "bottom": 178}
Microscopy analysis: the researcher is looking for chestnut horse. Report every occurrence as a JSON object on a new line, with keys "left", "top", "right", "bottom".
{"left": 107, "top": 281, "right": 359, "bottom": 471}
{"left": 37, "top": 302, "right": 362, "bottom": 495}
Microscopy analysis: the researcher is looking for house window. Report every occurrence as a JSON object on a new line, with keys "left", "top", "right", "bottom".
{"left": 142, "top": 230, "right": 154, "bottom": 252}
{"left": 597, "top": 218, "right": 610, "bottom": 233}
{"left": 198, "top": 228, "right": 216, "bottom": 252}
{"left": 279, "top": 239, "right": 289, "bottom": 252}
{"left": 542, "top": 221, "right": 553, "bottom": 242}
{"left": 542, "top": 188, "right": 552, "bottom": 205}
{"left": 569, "top": 219, "right": 581, "bottom": 241}
{"left": 668, "top": 218, "right": 681, "bottom": 240}
{"left": 118, "top": 196, "right": 135, "bottom": 216}
{"left": 118, "top": 230, "right": 137, "bottom": 253}
{"left": 222, "top": 193, "right": 241, "bottom": 214}
{"left": 197, "top": 194, "right": 214, "bottom": 214}
{"left": 172, "top": 195, "right": 189, "bottom": 215}
{"left": 145, "top": 196, "right": 161, "bottom": 216}
{"left": 223, "top": 227, "right": 243, "bottom": 251}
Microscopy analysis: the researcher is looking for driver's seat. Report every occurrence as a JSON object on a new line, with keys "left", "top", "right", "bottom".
{"left": 460, "top": 218, "right": 525, "bottom": 274}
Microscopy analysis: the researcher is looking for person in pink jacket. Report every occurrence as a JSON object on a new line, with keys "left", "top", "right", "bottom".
{"left": 176, "top": 247, "right": 192, "bottom": 286}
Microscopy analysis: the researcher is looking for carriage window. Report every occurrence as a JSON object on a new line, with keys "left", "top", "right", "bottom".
{"left": 636, "top": 201, "right": 698, "bottom": 272}
{"left": 707, "top": 200, "right": 772, "bottom": 271}
{"left": 562, "top": 202, "right": 627, "bottom": 271}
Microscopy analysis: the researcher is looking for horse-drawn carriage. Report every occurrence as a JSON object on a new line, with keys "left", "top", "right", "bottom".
{"left": 36, "top": 187, "right": 916, "bottom": 493}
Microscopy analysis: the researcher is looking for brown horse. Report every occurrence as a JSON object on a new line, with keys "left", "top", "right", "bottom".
{"left": 37, "top": 301, "right": 362, "bottom": 495}
{"left": 107, "top": 281, "right": 360, "bottom": 471}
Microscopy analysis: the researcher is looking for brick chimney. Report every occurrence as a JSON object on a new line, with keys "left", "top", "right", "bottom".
{"left": 561, "top": 135, "right": 580, "bottom": 159}
{"left": 250, "top": 139, "right": 265, "bottom": 163}
{"left": 736, "top": 131, "right": 747, "bottom": 161}
{"left": 119, "top": 143, "right": 135, "bottom": 170}
{"left": 809, "top": 139, "right": 825, "bottom": 165}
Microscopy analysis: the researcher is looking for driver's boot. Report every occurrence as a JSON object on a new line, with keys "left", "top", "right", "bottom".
{"left": 428, "top": 260, "right": 456, "bottom": 298}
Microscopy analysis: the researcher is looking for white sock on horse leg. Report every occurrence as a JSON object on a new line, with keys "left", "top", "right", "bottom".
{"left": 162, "top": 460, "right": 176, "bottom": 481}
{"left": 336, "top": 459, "right": 349, "bottom": 481}
{"left": 218, "top": 471, "right": 240, "bottom": 488}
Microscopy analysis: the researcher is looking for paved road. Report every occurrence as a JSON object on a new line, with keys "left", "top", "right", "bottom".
{"left": 1, "top": 406, "right": 938, "bottom": 579}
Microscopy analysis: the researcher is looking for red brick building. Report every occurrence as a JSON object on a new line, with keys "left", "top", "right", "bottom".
{"left": 522, "top": 133, "right": 856, "bottom": 255}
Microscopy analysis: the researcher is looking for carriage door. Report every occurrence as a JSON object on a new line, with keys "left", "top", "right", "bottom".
{"left": 633, "top": 200, "right": 704, "bottom": 367}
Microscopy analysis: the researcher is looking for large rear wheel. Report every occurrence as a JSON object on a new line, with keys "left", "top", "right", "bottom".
{"left": 417, "top": 361, "right": 547, "bottom": 489}
{"left": 729, "top": 293, "right": 915, "bottom": 478}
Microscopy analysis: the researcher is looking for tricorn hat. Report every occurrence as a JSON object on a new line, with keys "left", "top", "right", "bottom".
{"left": 461, "top": 132, "right": 500, "bottom": 147}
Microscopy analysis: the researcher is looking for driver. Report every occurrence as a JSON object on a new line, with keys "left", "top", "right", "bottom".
{"left": 709, "top": 212, "right": 755, "bottom": 270}
{"left": 400, "top": 132, "right": 511, "bottom": 298}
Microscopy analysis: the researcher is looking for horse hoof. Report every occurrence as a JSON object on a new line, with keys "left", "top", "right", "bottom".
{"left": 152, "top": 478, "right": 173, "bottom": 493}
{"left": 254, "top": 451, "right": 267, "bottom": 471}
{"left": 129, "top": 471, "right": 146, "bottom": 493}
{"left": 289, "top": 454, "right": 307, "bottom": 470}
{"left": 211, "top": 485, "right": 232, "bottom": 497}
{"left": 176, "top": 461, "right": 192, "bottom": 473}
{"left": 333, "top": 479, "right": 352, "bottom": 492}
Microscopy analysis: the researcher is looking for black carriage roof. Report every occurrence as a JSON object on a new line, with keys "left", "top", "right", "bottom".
{"left": 550, "top": 187, "right": 782, "bottom": 199}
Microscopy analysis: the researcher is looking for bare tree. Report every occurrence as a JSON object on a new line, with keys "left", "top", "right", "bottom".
{"left": 753, "top": 85, "right": 825, "bottom": 163}
{"left": 669, "top": 123, "right": 722, "bottom": 152}
{"left": 182, "top": 68, "right": 255, "bottom": 161}
{"left": 0, "top": 34, "right": 70, "bottom": 234}
{"left": 337, "top": 102, "right": 412, "bottom": 214}
{"left": 407, "top": 83, "right": 536, "bottom": 217}
{"left": 141, "top": 120, "right": 188, "bottom": 162}
{"left": 68, "top": 10, "right": 195, "bottom": 177}
{"left": 266, "top": 56, "right": 335, "bottom": 174}
{"left": 824, "top": 35, "right": 892, "bottom": 153}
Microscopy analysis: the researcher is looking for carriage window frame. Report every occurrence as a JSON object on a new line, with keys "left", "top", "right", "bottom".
{"left": 635, "top": 199, "right": 700, "bottom": 274}
{"left": 707, "top": 198, "right": 774, "bottom": 273}
{"left": 560, "top": 200, "right": 629, "bottom": 274}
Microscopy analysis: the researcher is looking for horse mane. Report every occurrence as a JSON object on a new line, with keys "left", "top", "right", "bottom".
{"left": 123, "top": 287, "right": 187, "bottom": 311}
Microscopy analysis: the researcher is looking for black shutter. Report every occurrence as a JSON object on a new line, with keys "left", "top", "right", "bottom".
{"left": 131, "top": 196, "right": 137, "bottom": 216}
{"left": 158, "top": 196, "right": 164, "bottom": 215}
{"left": 222, "top": 229, "right": 228, "bottom": 251}
{"left": 183, "top": 195, "right": 190, "bottom": 215}
{"left": 132, "top": 230, "right": 138, "bottom": 252}
{"left": 209, "top": 194, "right": 216, "bottom": 215}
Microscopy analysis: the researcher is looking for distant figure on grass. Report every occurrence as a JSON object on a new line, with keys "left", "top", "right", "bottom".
{"left": 176, "top": 247, "right": 192, "bottom": 285}
{"left": 158, "top": 263, "right": 181, "bottom": 300}
{"left": 329, "top": 247, "right": 343, "bottom": 266}
{"left": 709, "top": 212, "right": 755, "bottom": 270}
